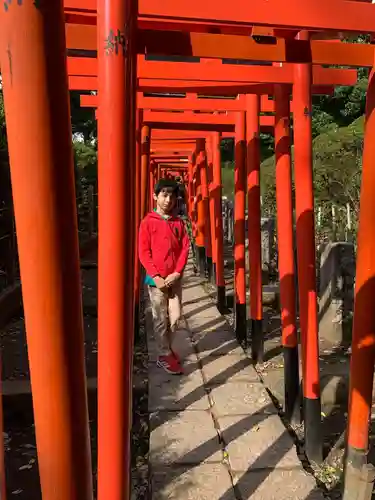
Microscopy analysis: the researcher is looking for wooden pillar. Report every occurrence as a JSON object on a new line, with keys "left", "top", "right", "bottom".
{"left": 246, "top": 94, "right": 263, "bottom": 362}
{"left": 149, "top": 162, "right": 156, "bottom": 211}
{"left": 190, "top": 153, "right": 199, "bottom": 270}
{"left": 192, "top": 154, "right": 198, "bottom": 240}
{"left": 275, "top": 84, "right": 300, "bottom": 423}
{"left": 293, "top": 30, "right": 322, "bottom": 464}
{"left": 234, "top": 110, "right": 247, "bottom": 344}
{"left": 97, "top": 0, "right": 137, "bottom": 497}
{"left": 127, "top": 44, "right": 138, "bottom": 343}
{"left": 134, "top": 108, "right": 143, "bottom": 341}
{"left": 141, "top": 125, "right": 151, "bottom": 220}
{"left": 207, "top": 142, "right": 216, "bottom": 284}
{"left": 211, "top": 132, "right": 226, "bottom": 312}
{"left": 195, "top": 139, "right": 208, "bottom": 278}
{"left": 188, "top": 154, "right": 195, "bottom": 222}
{"left": 0, "top": 2, "right": 93, "bottom": 499}
{"left": 344, "top": 60, "right": 375, "bottom": 497}
{"left": 199, "top": 141, "right": 213, "bottom": 281}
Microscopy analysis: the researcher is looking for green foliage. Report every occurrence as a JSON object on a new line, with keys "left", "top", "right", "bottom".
{"left": 329, "top": 76, "right": 368, "bottom": 124}
{"left": 221, "top": 112, "right": 365, "bottom": 223}
{"left": 219, "top": 72, "right": 368, "bottom": 174}
{"left": 70, "top": 91, "right": 97, "bottom": 143}
{"left": 220, "top": 138, "right": 234, "bottom": 162}
{"left": 312, "top": 117, "right": 363, "bottom": 228}
{"left": 261, "top": 181, "right": 276, "bottom": 218}
{"left": 260, "top": 115, "right": 364, "bottom": 237}
{"left": 73, "top": 141, "right": 97, "bottom": 233}
{"left": 311, "top": 107, "right": 336, "bottom": 137}
{"left": 221, "top": 161, "right": 235, "bottom": 198}
{"left": 73, "top": 141, "right": 97, "bottom": 175}
{"left": 260, "top": 132, "right": 274, "bottom": 161}
{"left": 220, "top": 54, "right": 369, "bottom": 232}
{"left": 73, "top": 141, "right": 97, "bottom": 198}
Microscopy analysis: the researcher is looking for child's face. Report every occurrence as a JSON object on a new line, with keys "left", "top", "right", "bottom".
{"left": 154, "top": 188, "right": 176, "bottom": 214}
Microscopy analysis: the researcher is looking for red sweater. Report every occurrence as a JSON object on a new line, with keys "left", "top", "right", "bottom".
{"left": 138, "top": 211, "right": 190, "bottom": 279}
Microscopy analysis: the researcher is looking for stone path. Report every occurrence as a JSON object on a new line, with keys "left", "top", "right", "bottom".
{"left": 147, "top": 262, "right": 325, "bottom": 499}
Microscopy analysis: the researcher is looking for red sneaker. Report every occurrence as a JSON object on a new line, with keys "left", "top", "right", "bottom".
{"left": 171, "top": 349, "right": 181, "bottom": 363}
{"left": 157, "top": 353, "right": 184, "bottom": 375}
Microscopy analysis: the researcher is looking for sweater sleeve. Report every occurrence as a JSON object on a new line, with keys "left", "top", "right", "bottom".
{"left": 175, "top": 222, "right": 190, "bottom": 274}
{"left": 138, "top": 218, "right": 159, "bottom": 278}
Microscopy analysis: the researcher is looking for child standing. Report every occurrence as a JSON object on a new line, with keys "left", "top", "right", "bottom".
{"left": 138, "top": 179, "right": 190, "bottom": 374}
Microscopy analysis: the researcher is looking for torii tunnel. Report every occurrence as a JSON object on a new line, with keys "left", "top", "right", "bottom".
{"left": 1, "top": 0, "right": 375, "bottom": 498}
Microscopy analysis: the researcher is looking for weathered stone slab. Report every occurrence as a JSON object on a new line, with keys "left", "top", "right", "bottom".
{"left": 149, "top": 360, "right": 209, "bottom": 411}
{"left": 151, "top": 464, "right": 236, "bottom": 500}
{"left": 201, "top": 355, "right": 258, "bottom": 385}
{"left": 187, "top": 312, "right": 230, "bottom": 335}
{"left": 210, "top": 382, "right": 276, "bottom": 417}
{"left": 218, "top": 414, "right": 301, "bottom": 471}
{"left": 184, "top": 303, "right": 219, "bottom": 320}
{"left": 259, "top": 368, "right": 285, "bottom": 405}
{"left": 181, "top": 281, "right": 206, "bottom": 302}
{"left": 182, "top": 303, "right": 213, "bottom": 319}
{"left": 192, "top": 329, "right": 238, "bottom": 357}
{"left": 148, "top": 336, "right": 158, "bottom": 355}
{"left": 234, "top": 468, "right": 324, "bottom": 500}
{"left": 182, "top": 280, "right": 205, "bottom": 292}
{"left": 150, "top": 411, "right": 222, "bottom": 465}
{"left": 318, "top": 241, "right": 355, "bottom": 344}
{"left": 182, "top": 290, "right": 211, "bottom": 309}
{"left": 173, "top": 330, "right": 197, "bottom": 361}
{"left": 262, "top": 284, "right": 280, "bottom": 306}
{"left": 261, "top": 360, "right": 359, "bottom": 410}
{"left": 261, "top": 217, "right": 276, "bottom": 284}
{"left": 196, "top": 339, "right": 245, "bottom": 358}
{"left": 147, "top": 327, "right": 197, "bottom": 362}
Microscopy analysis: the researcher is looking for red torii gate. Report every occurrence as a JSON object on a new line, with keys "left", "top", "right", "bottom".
{"left": 78, "top": 91, "right": 332, "bottom": 113}
{"left": 77, "top": 87, "right": 282, "bottom": 345}
{"left": 127, "top": 87, "right": 324, "bottom": 473}
{"left": 150, "top": 129, "right": 235, "bottom": 139}
{"left": 65, "top": 55, "right": 358, "bottom": 86}
{"left": 64, "top": 22, "right": 375, "bottom": 66}
{"left": 133, "top": 93, "right": 299, "bottom": 396}
{"left": 62, "top": 0, "right": 375, "bottom": 32}
{"left": 142, "top": 127, "right": 225, "bottom": 346}
{"left": 136, "top": 112, "right": 249, "bottom": 313}
{"left": 70, "top": 75, "right": 337, "bottom": 96}
{"left": 73, "top": 52, "right": 355, "bottom": 334}
{"left": 80, "top": 92, "right": 282, "bottom": 112}
{"left": 1, "top": 1, "right": 375, "bottom": 499}
{"left": 76, "top": 67, "right": 353, "bottom": 383}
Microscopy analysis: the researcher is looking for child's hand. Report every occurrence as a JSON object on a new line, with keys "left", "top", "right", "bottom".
{"left": 154, "top": 276, "right": 167, "bottom": 290}
{"left": 165, "top": 272, "right": 181, "bottom": 287}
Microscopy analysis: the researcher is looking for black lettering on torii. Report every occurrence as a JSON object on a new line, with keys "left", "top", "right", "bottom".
{"left": 104, "top": 29, "right": 127, "bottom": 56}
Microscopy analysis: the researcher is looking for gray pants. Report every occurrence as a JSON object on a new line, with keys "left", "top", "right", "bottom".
{"left": 148, "top": 282, "right": 182, "bottom": 356}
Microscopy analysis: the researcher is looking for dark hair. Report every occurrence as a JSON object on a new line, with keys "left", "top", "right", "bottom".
{"left": 154, "top": 178, "right": 179, "bottom": 196}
